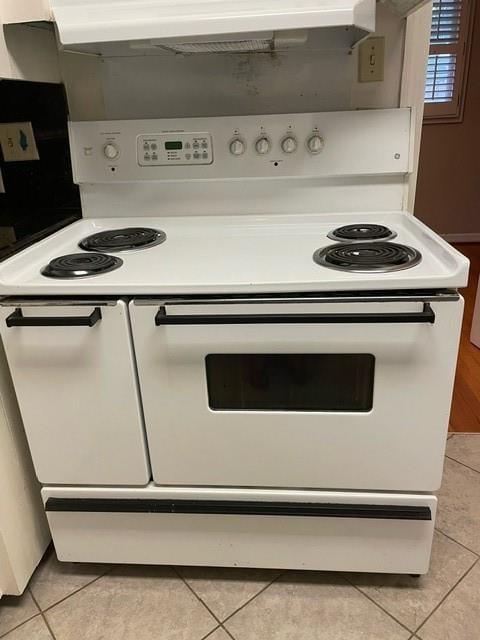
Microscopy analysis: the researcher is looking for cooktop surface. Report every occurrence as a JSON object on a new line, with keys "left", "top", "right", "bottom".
{"left": 0, "top": 211, "right": 468, "bottom": 295}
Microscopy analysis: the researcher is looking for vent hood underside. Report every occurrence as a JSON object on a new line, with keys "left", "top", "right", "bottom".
{"left": 49, "top": 0, "right": 376, "bottom": 52}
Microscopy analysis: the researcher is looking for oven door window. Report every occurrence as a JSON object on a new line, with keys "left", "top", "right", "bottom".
{"left": 206, "top": 354, "right": 375, "bottom": 412}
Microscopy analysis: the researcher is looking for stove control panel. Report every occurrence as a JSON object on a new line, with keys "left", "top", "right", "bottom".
{"left": 137, "top": 133, "right": 213, "bottom": 166}
{"left": 69, "top": 109, "right": 411, "bottom": 183}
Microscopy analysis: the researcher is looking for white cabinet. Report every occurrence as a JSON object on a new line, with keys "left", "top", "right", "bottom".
{"left": 1, "top": 0, "right": 60, "bottom": 82}
{"left": 0, "top": 343, "right": 50, "bottom": 596}
{"left": 1, "top": 0, "right": 51, "bottom": 23}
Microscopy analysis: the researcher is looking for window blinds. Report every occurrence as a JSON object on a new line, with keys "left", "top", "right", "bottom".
{"left": 425, "top": 0, "right": 463, "bottom": 103}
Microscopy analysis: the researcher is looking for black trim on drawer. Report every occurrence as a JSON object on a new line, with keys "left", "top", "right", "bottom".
{"left": 45, "top": 498, "right": 432, "bottom": 521}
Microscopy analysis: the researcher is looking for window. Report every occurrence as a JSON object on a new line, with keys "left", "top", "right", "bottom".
{"left": 205, "top": 354, "right": 375, "bottom": 412}
{"left": 424, "top": 0, "right": 474, "bottom": 122}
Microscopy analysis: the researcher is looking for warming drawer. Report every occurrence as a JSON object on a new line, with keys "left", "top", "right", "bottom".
{"left": 43, "top": 485, "right": 437, "bottom": 574}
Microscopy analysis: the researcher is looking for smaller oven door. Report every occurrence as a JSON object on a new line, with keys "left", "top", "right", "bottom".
{"left": 130, "top": 297, "right": 463, "bottom": 492}
{"left": 0, "top": 300, "right": 150, "bottom": 486}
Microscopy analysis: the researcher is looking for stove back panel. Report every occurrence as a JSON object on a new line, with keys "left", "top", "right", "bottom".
{"left": 70, "top": 109, "right": 411, "bottom": 183}
{"left": 69, "top": 108, "right": 412, "bottom": 218}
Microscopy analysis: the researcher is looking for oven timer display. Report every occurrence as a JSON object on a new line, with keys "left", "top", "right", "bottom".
{"left": 165, "top": 141, "right": 183, "bottom": 150}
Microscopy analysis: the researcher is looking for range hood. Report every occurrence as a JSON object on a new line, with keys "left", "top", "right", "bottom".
{"left": 49, "top": 0, "right": 376, "bottom": 51}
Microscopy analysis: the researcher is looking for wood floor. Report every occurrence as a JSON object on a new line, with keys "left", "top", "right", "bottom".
{"left": 449, "top": 243, "right": 480, "bottom": 431}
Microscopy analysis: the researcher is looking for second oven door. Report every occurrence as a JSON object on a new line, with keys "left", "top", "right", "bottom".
{"left": 0, "top": 300, "right": 150, "bottom": 486}
{"left": 130, "top": 298, "right": 462, "bottom": 491}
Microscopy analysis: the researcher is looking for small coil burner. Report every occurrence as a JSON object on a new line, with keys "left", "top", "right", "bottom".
{"left": 313, "top": 242, "right": 421, "bottom": 273}
{"left": 42, "top": 253, "right": 123, "bottom": 279}
{"left": 327, "top": 224, "right": 396, "bottom": 242}
{"left": 79, "top": 227, "right": 166, "bottom": 252}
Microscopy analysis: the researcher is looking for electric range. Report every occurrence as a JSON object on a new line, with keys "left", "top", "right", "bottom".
{"left": 0, "top": 211, "right": 467, "bottom": 294}
{"left": 0, "top": 110, "right": 469, "bottom": 575}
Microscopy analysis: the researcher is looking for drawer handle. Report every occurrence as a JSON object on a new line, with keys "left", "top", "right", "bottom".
{"left": 6, "top": 307, "right": 102, "bottom": 328}
{"left": 45, "top": 498, "right": 432, "bottom": 521}
{"left": 154, "top": 303, "right": 435, "bottom": 326}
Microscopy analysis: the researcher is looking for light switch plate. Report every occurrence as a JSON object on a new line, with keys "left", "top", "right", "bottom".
{"left": 358, "top": 37, "right": 385, "bottom": 83}
{"left": 0, "top": 227, "right": 16, "bottom": 248}
{"left": 0, "top": 122, "right": 39, "bottom": 162}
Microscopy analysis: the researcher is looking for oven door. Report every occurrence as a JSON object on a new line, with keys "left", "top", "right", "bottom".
{"left": 0, "top": 300, "right": 150, "bottom": 486}
{"left": 130, "top": 296, "right": 463, "bottom": 492}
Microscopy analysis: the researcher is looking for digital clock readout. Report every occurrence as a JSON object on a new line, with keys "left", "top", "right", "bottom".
{"left": 165, "top": 141, "right": 183, "bottom": 150}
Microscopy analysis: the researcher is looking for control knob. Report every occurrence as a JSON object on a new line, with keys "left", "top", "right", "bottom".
{"left": 281, "top": 136, "right": 297, "bottom": 154}
{"left": 229, "top": 138, "right": 246, "bottom": 155}
{"left": 255, "top": 137, "right": 271, "bottom": 155}
{"left": 306, "top": 134, "right": 324, "bottom": 155}
{"left": 103, "top": 143, "right": 119, "bottom": 160}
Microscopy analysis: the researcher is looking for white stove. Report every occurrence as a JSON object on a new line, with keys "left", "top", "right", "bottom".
{"left": 0, "top": 110, "right": 469, "bottom": 576}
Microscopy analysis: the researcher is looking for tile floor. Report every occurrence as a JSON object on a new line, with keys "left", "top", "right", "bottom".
{"left": 1, "top": 434, "right": 479, "bottom": 640}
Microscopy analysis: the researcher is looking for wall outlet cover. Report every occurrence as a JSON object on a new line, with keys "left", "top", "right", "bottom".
{"left": 0, "top": 122, "right": 40, "bottom": 162}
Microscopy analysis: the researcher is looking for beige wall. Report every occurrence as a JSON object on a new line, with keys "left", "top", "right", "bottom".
{"left": 0, "top": 21, "right": 60, "bottom": 82}
{"left": 415, "top": 4, "right": 480, "bottom": 238}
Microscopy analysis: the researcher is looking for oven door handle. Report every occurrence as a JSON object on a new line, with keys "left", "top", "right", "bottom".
{"left": 154, "top": 303, "right": 435, "bottom": 325}
{"left": 5, "top": 307, "right": 102, "bottom": 328}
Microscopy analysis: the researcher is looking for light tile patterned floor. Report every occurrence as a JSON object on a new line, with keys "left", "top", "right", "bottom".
{"left": 1, "top": 434, "right": 479, "bottom": 640}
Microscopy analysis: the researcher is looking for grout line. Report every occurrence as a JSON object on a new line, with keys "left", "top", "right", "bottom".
{"left": 173, "top": 566, "right": 286, "bottom": 627}
{"left": 41, "top": 565, "right": 114, "bottom": 614}
{"left": 171, "top": 566, "right": 224, "bottom": 626}
{"left": 172, "top": 566, "right": 262, "bottom": 640}
{"left": 172, "top": 571, "right": 238, "bottom": 639}
{"left": 343, "top": 575, "right": 414, "bottom": 635}
{"left": 220, "top": 571, "right": 286, "bottom": 626}
{"left": 28, "top": 588, "right": 57, "bottom": 640}
{"left": 220, "top": 624, "right": 236, "bottom": 640}
{"left": 199, "top": 623, "right": 236, "bottom": 640}
{"left": 444, "top": 454, "right": 480, "bottom": 475}
{"left": 0, "top": 586, "right": 44, "bottom": 639}
{"left": 0, "top": 613, "right": 42, "bottom": 639}
{"left": 26, "top": 587, "right": 39, "bottom": 611}
{"left": 414, "top": 557, "right": 479, "bottom": 636}
{"left": 197, "top": 623, "right": 222, "bottom": 640}
{"left": 40, "top": 610, "right": 57, "bottom": 640}
{"left": 434, "top": 527, "right": 480, "bottom": 557}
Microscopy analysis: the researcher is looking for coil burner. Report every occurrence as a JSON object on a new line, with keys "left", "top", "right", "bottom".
{"left": 327, "top": 224, "right": 397, "bottom": 242}
{"left": 313, "top": 242, "right": 422, "bottom": 273}
{"left": 79, "top": 227, "right": 166, "bottom": 252}
{"left": 41, "top": 253, "right": 123, "bottom": 278}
